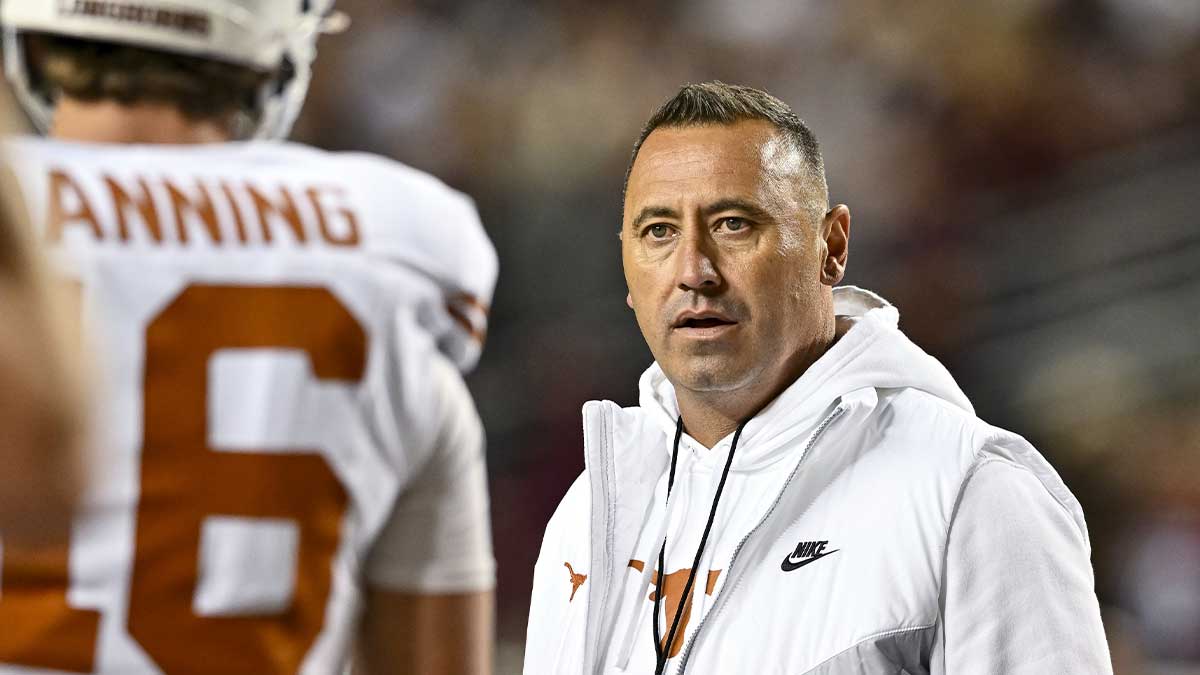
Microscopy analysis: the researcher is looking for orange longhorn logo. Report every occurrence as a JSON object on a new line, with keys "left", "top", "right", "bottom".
{"left": 629, "top": 560, "right": 722, "bottom": 658}
{"left": 564, "top": 562, "right": 587, "bottom": 602}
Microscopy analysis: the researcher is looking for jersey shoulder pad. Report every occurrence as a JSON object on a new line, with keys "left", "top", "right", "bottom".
{"left": 321, "top": 150, "right": 495, "bottom": 298}
{"left": 312, "top": 148, "right": 498, "bottom": 371}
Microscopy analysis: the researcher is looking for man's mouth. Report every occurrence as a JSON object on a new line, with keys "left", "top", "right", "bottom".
{"left": 677, "top": 317, "right": 735, "bottom": 329}
{"left": 672, "top": 311, "right": 739, "bottom": 336}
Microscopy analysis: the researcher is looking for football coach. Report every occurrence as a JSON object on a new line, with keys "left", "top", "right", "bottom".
{"left": 524, "top": 81, "right": 1111, "bottom": 674}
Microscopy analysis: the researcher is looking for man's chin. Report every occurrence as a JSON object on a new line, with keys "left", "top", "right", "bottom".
{"left": 662, "top": 360, "right": 754, "bottom": 394}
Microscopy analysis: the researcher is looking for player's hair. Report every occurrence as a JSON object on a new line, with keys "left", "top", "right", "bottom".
{"left": 623, "top": 81, "right": 829, "bottom": 217}
{"left": 24, "top": 33, "right": 270, "bottom": 130}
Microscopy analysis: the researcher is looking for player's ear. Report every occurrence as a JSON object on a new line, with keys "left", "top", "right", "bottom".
{"left": 820, "top": 205, "right": 850, "bottom": 286}
{"left": 626, "top": 292, "right": 634, "bottom": 309}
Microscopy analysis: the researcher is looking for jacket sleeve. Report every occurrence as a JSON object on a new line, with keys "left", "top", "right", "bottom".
{"left": 937, "top": 457, "right": 1112, "bottom": 674}
{"left": 524, "top": 472, "right": 590, "bottom": 675}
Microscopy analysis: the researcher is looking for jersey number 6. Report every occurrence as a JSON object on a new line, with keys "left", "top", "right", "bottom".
{"left": 0, "top": 284, "right": 366, "bottom": 674}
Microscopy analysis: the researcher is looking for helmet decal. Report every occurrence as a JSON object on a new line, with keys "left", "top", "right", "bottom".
{"left": 53, "top": 2, "right": 212, "bottom": 37}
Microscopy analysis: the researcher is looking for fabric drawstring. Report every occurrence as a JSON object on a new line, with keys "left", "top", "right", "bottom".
{"left": 653, "top": 416, "right": 748, "bottom": 675}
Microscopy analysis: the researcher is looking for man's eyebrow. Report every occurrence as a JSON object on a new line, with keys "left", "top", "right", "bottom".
{"left": 702, "top": 198, "right": 773, "bottom": 222}
{"left": 630, "top": 206, "right": 680, "bottom": 231}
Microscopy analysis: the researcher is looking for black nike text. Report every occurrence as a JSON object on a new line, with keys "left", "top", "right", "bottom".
{"left": 781, "top": 539, "right": 840, "bottom": 572}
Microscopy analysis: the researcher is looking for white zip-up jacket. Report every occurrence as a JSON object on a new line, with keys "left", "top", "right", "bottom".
{"left": 525, "top": 287, "right": 1111, "bottom": 674}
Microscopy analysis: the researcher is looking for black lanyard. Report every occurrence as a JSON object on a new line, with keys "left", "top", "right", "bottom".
{"left": 653, "top": 416, "right": 748, "bottom": 674}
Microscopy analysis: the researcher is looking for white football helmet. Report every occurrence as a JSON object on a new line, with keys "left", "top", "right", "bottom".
{"left": 0, "top": 0, "right": 347, "bottom": 139}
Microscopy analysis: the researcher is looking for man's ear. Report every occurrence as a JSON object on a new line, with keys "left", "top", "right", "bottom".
{"left": 626, "top": 292, "right": 634, "bottom": 309}
{"left": 820, "top": 205, "right": 850, "bottom": 286}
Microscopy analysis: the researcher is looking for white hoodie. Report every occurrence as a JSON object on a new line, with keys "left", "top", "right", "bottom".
{"left": 524, "top": 287, "right": 1111, "bottom": 674}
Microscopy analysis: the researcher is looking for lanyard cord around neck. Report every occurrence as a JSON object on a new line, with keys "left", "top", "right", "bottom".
{"left": 653, "top": 416, "right": 748, "bottom": 674}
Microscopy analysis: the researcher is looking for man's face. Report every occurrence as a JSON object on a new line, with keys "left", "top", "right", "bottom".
{"left": 622, "top": 120, "right": 841, "bottom": 395}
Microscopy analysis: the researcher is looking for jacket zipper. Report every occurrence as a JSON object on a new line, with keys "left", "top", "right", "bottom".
{"left": 585, "top": 404, "right": 617, "bottom": 674}
{"left": 674, "top": 405, "right": 847, "bottom": 674}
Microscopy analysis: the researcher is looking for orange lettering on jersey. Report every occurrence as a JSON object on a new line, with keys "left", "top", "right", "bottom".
{"left": 628, "top": 559, "right": 723, "bottom": 658}
{"left": 104, "top": 175, "right": 162, "bottom": 243}
{"left": 247, "top": 183, "right": 306, "bottom": 244}
{"left": 46, "top": 169, "right": 102, "bottom": 243}
{"left": 220, "top": 181, "right": 250, "bottom": 244}
{"left": 306, "top": 186, "right": 359, "bottom": 247}
{"left": 164, "top": 179, "right": 222, "bottom": 245}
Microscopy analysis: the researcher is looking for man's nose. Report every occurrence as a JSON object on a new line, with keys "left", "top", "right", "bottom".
{"left": 675, "top": 233, "right": 722, "bottom": 292}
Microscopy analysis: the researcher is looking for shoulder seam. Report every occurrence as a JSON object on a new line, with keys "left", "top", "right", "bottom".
{"left": 935, "top": 454, "right": 1016, "bottom": 653}
{"left": 975, "top": 434, "right": 1086, "bottom": 542}
{"left": 943, "top": 453, "right": 1088, "bottom": 578}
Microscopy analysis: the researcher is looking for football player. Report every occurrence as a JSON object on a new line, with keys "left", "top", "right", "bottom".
{"left": 0, "top": 2, "right": 498, "bottom": 674}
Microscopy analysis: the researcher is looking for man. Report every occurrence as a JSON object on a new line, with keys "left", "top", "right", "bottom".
{"left": 525, "top": 82, "right": 1111, "bottom": 674}
{"left": 0, "top": 2, "right": 497, "bottom": 673}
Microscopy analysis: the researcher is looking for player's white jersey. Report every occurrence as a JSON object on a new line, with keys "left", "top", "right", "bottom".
{"left": 0, "top": 137, "right": 498, "bottom": 674}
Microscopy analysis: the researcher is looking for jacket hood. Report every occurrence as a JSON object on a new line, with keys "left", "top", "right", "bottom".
{"left": 637, "top": 286, "right": 974, "bottom": 471}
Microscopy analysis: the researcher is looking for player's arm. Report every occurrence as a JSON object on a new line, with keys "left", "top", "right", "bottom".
{"left": 938, "top": 457, "right": 1112, "bottom": 673}
{"left": 358, "top": 588, "right": 492, "bottom": 674}
{"left": 0, "top": 189, "right": 83, "bottom": 546}
{"left": 355, "top": 355, "right": 496, "bottom": 675}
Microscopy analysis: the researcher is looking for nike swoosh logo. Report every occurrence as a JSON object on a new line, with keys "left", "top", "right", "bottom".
{"left": 780, "top": 549, "right": 840, "bottom": 572}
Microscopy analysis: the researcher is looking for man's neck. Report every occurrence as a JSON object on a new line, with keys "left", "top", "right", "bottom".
{"left": 675, "top": 321, "right": 838, "bottom": 449}
{"left": 50, "top": 98, "right": 231, "bottom": 145}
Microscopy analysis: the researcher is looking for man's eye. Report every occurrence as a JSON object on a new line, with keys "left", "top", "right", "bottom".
{"left": 718, "top": 218, "right": 748, "bottom": 232}
{"left": 647, "top": 224, "right": 671, "bottom": 239}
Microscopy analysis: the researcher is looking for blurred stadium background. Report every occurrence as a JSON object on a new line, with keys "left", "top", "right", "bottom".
{"left": 293, "top": 0, "right": 1192, "bottom": 671}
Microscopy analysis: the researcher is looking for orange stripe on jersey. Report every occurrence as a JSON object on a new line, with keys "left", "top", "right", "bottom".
{"left": 453, "top": 291, "right": 490, "bottom": 316}
{"left": 446, "top": 302, "right": 487, "bottom": 344}
{"left": 446, "top": 292, "right": 490, "bottom": 344}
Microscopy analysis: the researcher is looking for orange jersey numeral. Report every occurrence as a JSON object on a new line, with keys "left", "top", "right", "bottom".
{"left": 0, "top": 284, "right": 366, "bottom": 673}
